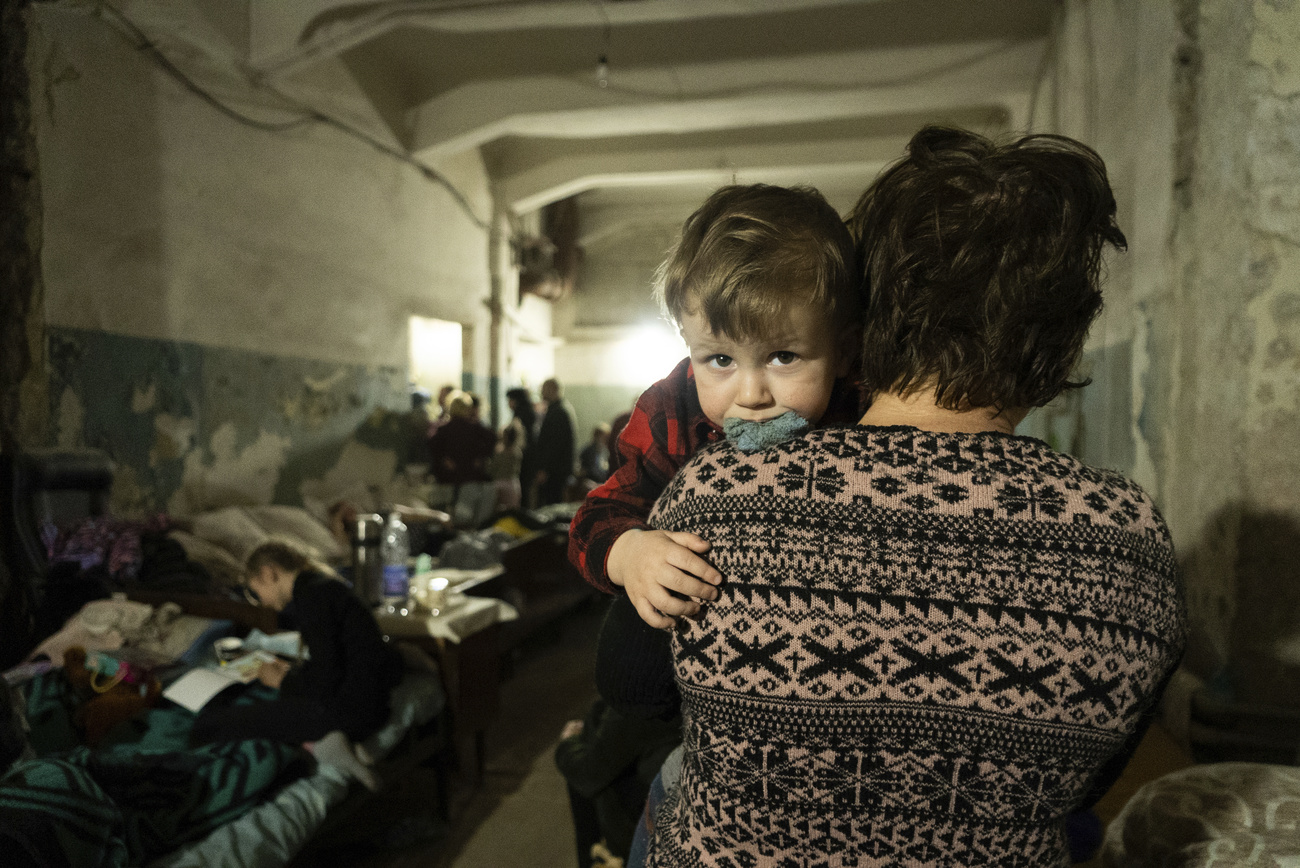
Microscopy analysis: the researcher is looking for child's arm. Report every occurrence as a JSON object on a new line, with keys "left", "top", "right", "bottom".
{"left": 568, "top": 359, "right": 722, "bottom": 625}
{"left": 568, "top": 419, "right": 722, "bottom": 625}
{"left": 607, "top": 528, "right": 720, "bottom": 628}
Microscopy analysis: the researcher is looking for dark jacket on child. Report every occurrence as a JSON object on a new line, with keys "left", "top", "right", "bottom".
{"left": 192, "top": 571, "right": 402, "bottom": 746}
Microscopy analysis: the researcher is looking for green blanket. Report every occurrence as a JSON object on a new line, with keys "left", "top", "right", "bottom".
{"left": 0, "top": 671, "right": 309, "bottom": 868}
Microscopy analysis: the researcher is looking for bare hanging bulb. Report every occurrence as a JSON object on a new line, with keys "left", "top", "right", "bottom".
{"left": 596, "top": 54, "right": 609, "bottom": 88}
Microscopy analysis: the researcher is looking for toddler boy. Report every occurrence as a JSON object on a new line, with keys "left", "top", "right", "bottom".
{"left": 568, "top": 183, "right": 862, "bottom": 627}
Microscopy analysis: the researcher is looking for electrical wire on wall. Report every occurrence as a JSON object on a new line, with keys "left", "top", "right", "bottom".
{"left": 76, "top": 0, "right": 493, "bottom": 234}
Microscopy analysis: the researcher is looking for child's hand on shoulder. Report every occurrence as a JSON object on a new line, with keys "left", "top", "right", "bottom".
{"left": 608, "top": 528, "right": 722, "bottom": 628}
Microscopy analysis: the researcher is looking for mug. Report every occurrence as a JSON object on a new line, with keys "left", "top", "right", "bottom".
{"left": 214, "top": 637, "right": 244, "bottom": 663}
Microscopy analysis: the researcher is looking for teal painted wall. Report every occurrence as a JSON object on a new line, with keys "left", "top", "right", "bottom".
{"left": 47, "top": 326, "right": 411, "bottom": 515}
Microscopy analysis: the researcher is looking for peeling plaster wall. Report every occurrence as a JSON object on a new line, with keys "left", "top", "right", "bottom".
{"left": 1048, "top": 0, "right": 1300, "bottom": 705}
{"left": 1166, "top": 0, "right": 1300, "bottom": 702}
{"left": 26, "top": 7, "right": 494, "bottom": 515}
{"left": 46, "top": 327, "right": 410, "bottom": 517}
{"left": 1030, "top": 1, "right": 1181, "bottom": 484}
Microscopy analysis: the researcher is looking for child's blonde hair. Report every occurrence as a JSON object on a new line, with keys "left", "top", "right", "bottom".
{"left": 655, "top": 184, "right": 859, "bottom": 348}
{"left": 245, "top": 538, "right": 331, "bottom": 582}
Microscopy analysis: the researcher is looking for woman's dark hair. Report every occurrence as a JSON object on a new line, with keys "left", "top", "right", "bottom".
{"left": 506, "top": 387, "right": 536, "bottom": 431}
{"left": 847, "top": 125, "right": 1127, "bottom": 411}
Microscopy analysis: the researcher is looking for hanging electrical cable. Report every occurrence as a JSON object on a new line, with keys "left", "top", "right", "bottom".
{"left": 87, "top": 0, "right": 493, "bottom": 233}
{"left": 592, "top": 0, "right": 611, "bottom": 88}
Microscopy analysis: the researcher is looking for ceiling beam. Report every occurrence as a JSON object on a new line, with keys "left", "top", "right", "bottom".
{"left": 408, "top": 38, "right": 1043, "bottom": 162}
{"left": 490, "top": 128, "right": 925, "bottom": 214}
{"left": 248, "top": 0, "right": 876, "bottom": 74}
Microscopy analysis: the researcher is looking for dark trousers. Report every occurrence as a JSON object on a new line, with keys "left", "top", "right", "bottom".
{"left": 190, "top": 689, "right": 334, "bottom": 747}
{"left": 565, "top": 773, "right": 647, "bottom": 866}
{"left": 567, "top": 784, "right": 602, "bottom": 867}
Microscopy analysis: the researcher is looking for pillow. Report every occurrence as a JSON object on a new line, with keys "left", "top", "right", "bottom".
{"left": 246, "top": 505, "right": 346, "bottom": 562}
{"left": 168, "top": 529, "right": 245, "bottom": 588}
{"left": 186, "top": 507, "right": 268, "bottom": 566}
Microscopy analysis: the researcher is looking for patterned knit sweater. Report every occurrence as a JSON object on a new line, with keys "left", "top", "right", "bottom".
{"left": 645, "top": 426, "right": 1186, "bottom": 868}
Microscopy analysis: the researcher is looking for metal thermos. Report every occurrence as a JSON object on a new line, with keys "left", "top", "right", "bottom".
{"left": 351, "top": 513, "right": 386, "bottom": 607}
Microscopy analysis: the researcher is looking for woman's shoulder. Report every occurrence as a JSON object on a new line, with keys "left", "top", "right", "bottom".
{"left": 660, "top": 425, "right": 1172, "bottom": 540}
{"left": 1005, "top": 437, "right": 1172, "bottom": 539}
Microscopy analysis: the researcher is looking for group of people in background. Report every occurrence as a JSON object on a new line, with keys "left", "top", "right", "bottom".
{"left": 410, "top": 375, "right": 601, "bottom": 530}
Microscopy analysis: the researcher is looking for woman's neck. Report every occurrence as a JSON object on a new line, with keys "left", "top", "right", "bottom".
{"left": 859, "top": 388, "right": 1026, "bottom": 435}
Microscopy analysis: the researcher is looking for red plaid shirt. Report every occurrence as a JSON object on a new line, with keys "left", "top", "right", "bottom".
{"left": 567, "top": 356, "right": 860, "bottom": 593}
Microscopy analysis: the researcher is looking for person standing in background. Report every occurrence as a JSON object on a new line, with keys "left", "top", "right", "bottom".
{"left": 428, "top": 391, "right": 497, "bottom": 528}
{"left": 605, "top": 410, "right": 632, "bottom": 476}
{"left": 487, "top": 422, "right": 524, "bottom": 512}
{"left": 403, "top": 388, "right": 433, "bottom": 476}
{"left": 576, "top": 423, "right": 612, "bottom": 490}
{"left": 429, "top": 385, "right": 455, "bottom": 434}
{"left": 506, "top": 387, "right": 538, "bottom": 508}
{"left": 533, "top": 377, "right": 577, "bottom": 506}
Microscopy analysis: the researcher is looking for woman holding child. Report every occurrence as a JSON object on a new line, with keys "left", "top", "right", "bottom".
{"left": 638, "top": 127, "right": 1187, "bottom": 866}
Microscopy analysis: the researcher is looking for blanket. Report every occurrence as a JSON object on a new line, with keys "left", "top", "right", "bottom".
{"left": 0, "top": 671, "right": 309, "bottom": 868}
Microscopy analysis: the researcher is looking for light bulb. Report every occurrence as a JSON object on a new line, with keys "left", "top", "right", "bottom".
{"left": 596, "top": 54, "right": 609, "bottom": 88}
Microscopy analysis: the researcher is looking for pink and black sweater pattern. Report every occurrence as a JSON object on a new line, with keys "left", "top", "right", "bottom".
{"left": 646, "top": 426, "right": 1186, "bottom": 868}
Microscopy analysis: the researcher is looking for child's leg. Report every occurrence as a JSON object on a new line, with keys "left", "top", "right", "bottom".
{"left": 309, "top": 730, "right": 379, "bottom": 792}
{"left": 565, "top": 783, "right": 603, "bottom": 868}
{"left": 190, "top": 693, "right": 330, "bottom": 746}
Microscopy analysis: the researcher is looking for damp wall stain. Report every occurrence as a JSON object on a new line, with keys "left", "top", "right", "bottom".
{"left": 47, "top": 326, "right": 409, "bottom": 517}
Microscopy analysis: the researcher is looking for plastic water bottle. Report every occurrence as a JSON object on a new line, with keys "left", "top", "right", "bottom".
{"left": 380, "top": 512, "right": 410, "bottom": 607}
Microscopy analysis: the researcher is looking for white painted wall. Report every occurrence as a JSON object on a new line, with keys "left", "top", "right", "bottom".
{"left": 26, "top": 5, "right": 496, "bottom": 516}
{"left": 31, "top": 4, "right": 493, "bottom": 373}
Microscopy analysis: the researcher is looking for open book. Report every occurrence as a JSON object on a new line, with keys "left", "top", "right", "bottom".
{"left": 162, "top": 650, "right": 278, "bottom": 713}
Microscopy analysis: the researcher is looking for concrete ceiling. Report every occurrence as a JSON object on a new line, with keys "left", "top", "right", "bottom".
{"left": 115, "top": 0, "right": 1054, "bottom": 218}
